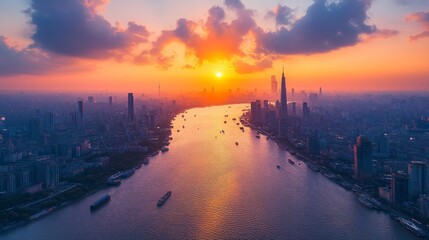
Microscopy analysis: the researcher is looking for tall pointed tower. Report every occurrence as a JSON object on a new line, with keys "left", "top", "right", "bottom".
{"left": 279, "top": 67, "right": 288, "bottom": 138}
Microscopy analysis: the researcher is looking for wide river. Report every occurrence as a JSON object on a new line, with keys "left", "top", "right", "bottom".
{"left": 2, "top": 104, "right": 417, "bottom": 239}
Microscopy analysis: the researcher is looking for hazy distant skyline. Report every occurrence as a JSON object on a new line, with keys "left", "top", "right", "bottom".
{"left": 0, "top": 0, "right": 428, "bottom": 93}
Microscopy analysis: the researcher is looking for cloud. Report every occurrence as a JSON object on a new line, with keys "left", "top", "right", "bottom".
{"left": 233, "top": 58, "right": 272, "bottom": 74}
{"left": 27, "top": 0, "right": 149, "bottom": 58}
{"left": 266, "top": 4, "right": 295, "bottom": 26}
{"left": 0, "top": 36, "right": 88, "bottom": 76}
{"left": 225, "top": 0, "right": 245, "bottom": 10}
{"left": 257, "top": 0, "right": 378, "bottom": 54}
{"left": 0, "top": 37, "right": 54, "bottom": 76}
{"left": 148, "top": 0, "right": 395, "bottom": 73}
{"left": 150, "top": 2, "right": 259, "bottom": 67}
{"left": 406, "top": 11, "right": 429, "bottom": 41}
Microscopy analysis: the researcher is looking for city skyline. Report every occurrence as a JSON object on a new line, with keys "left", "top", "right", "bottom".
{"left": 1, "top": 1, "right": 429, "bottom": 238}
{"left": 0, "top": 0, "right": 428, "bottom": 93}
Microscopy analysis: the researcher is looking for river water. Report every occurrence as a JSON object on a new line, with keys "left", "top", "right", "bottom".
{"left": 1, "top": 104, "right": 417, "bottom": 239}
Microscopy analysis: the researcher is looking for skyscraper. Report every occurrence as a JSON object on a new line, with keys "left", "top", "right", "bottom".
{"left": 43, "top": 112, "right": 54, "bottom": 133}
{"left": 354, "top": 136, "right": 373, "bottom": 184}
{"left": 292, "top": 102, "right": 297, "bottom": 117}
{"left": 319, "top": 87, "right": 322, "bottom": 97}
{"left": 109, "top": 96, "right": 113, "bottom": 107}
{"left": 251, "top": 100, "right": 262, "bottom": 126}
{"left": 279, "top": 67, "right": 288, "bottom": 138}
{"left": 271, "top": 75, "right": 277, "bottom": 95}
{"left": 303, "top": 102, "right": 310, "bottom": 119}
{"left": 392, "top": 172, "right": 409, "bottom": 207}
{"left": 408, "top": 161, "right": 429, "bottom": 200}
{"left": 78, "top": 101, "right": 83, "bottom": 126}
{"left": 128, "top": 93, "right": 134, "bottom": 122}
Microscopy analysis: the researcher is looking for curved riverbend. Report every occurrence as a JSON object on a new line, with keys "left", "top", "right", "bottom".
{"left": 1, "top": 104, "right": 417, "bottom": 240}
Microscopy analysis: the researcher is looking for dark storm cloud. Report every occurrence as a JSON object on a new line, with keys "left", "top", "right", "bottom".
{"left": 27, "top": 0, "right": 149, "bottom": 58}
{"left": 257, "top": 0, "right": 378, "bottom": 54}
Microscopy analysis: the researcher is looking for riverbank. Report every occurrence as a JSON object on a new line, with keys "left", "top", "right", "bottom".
{"left": 240, "top": 114, "right": 428, "bottom": 239}
{"left": 0, "top": 122, "right": 176, "bottom": 234}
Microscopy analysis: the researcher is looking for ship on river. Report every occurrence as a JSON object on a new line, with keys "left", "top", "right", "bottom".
{"left": 157, "top": 191, "right": 172, "bottom": 207}
{"left": 90, "top": 194, "right": 111, "bottom": 211}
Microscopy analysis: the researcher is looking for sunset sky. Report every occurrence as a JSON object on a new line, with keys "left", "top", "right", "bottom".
{"left": 0, "top": 0, "right": 428, "bottom": 94}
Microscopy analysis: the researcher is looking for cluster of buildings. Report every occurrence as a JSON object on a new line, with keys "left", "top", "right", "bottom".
{"left": 0, "top": 93, "right": 178, "bottom": 195}
{"left": 249, "top": 69, "right": 429, "bottom": 220}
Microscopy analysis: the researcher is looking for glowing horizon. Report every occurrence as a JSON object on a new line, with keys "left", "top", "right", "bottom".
{"left": 0, "top": 0, "right": 428, "bottom": 94}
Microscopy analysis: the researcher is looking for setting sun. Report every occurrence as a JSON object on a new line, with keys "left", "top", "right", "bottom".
{"left": 216, "top": 72, "right": 223, "bottom": 78}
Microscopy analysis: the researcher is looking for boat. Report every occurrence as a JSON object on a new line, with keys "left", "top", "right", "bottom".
{"left": 90, "top": 194, "right": 111, "bottom": 210}
{"left": 109, "top": 171, "right": 123, "bottom": 181}
{"left": 235, "top": 142, "right": 239, "bottom": 146}
{"left": 256, "top": 134, "right": 260, "bottom": 138}
{"left": 288, "top": 159, "right": 295, "bottom": 165}
{"left": 149, "top": 151, "right": 159, "bottom": 157}
{"left": 224, "top": 115, "right": 229, "bottom": 117}
{"left": 355, "top": 194, "right": 376, "bottom": 209}
{"left": 224, "top": 121, "right": 227, "bottom": 124}
{"left": 157, "top": 191, "right": 172, "bottom": 207}
{"left": 182, "top": 125, "right": 185, "bottom": 128}
{"left": 177, "top": 130, "right": 180, "bottom": 132}
{"left": 290, "top": 151, "right": 296, "bottom": 155}
{"left": 135, "top": 163, "right": 142, "bottom": 169}
{"left": 277, "top": 165, "right": 281, "bottom": 169}
{"left": 239, "top": 127, "right": 244, "bottom": 130}
{"left": 120, "top": 168, "right": 135, "bottom": 178}
{"left": 232, "top": 118, "right": 236, "bottom": 121}
{"left": 107, "top": 179, "right": 121, "bottom": 186}
{"left": 398, "top": 217, "right": 426, "bottom": 237}
{"left": 142, "top": 158, "right": 149, "bottom": 165}
{"left": 161, "top": 147, "right": 169, "bottom": 152}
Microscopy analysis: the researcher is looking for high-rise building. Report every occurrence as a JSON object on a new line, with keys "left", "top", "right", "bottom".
{"left": 69, "top": 112, "right": 78, "bottom": 128}
{"left": 43, "top": 112, "right": 54, "bottom": 133}
{"left": 0, "top": 173, "right": 16, "bottom": 193}
{"left": 392, "top": 172, "right": 409, "bottom": 207}
{"left": 303, "top": 102, "right": 310, "bottom": 119}
{"left": 271, "top": 75, "right": 277, "bottom": 95}
{"left": 291, "top": 88, "right": 295, "bottom": 98}
{"left": 307, "top": 130, "right": 320, "bottom": 155}
{"left": 78, "top": 101, "right": 84, "bottom": 126}
{"left": 251, "top": 100, "right": 262, "bottom": 126}
{"left": 128, "top": 93, "right": 134, "bottom": 122}
{"left": 292, "top": 102, "right": 297, "bottom": 117}
{"left": 408, "top": 161, "right": 429, "bottom": 200}
{"left": 109, "top": 96, "right": 113, "bottom": 107}
{"left": 88, "top": 96, "right": 94, "bottom": 104}
{"left": 319, "top": 87, "right": 322, "bottom": 97}
{"left": 28, "top": 117, "right": 42, "bottom": 141}
{"left": 354, "top": 136, "right": 373, "bottom": 184}
{"left": 279, "top": 67, "right": 288, "bottom": 138}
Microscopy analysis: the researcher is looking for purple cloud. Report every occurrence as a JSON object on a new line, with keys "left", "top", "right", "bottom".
{"left": 266, "top": 4, "right": 295, "bottom": 26}
{"left": 407, "top": 11, "right": 429, "bottom": 41}
{"left": 257, "top": 0, "right": 378, "bottom": 54}
{"left": 27, "top": 0, "right": 149, "bottom": 58}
